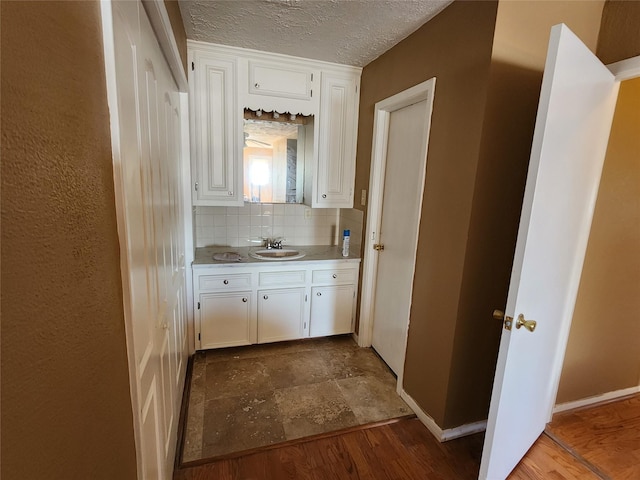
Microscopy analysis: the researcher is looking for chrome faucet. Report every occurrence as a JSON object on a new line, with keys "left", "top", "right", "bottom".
{"left": 264, "top": 237, "right": 283, "bottom": 249}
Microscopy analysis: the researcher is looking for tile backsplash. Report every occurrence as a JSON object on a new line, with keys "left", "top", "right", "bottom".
{"left": 195, "top": 204, "right": 365, "bottom": 250}
{"left": 195, "top": 203, "right": 338, "bottom": 248}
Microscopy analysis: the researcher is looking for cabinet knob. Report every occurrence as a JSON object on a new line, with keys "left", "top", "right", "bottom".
{"left": 242, "top": 297, "right": 247, "bottom": 303}
{"left": 317, "top": 292, "right": 322, "bottom": 296}
{"left": 332, "top": 274, "right": 337, "bottom": 279}
{"left": 263, "top": 295, "right": 268, "bottom": 300}
{"left": 223, "top": 279, "right": 229, "bottom": 285}
{"left": 322, "top": 194, "right": 327, "bottom": 198}
{"left": 255, "top": 83, "right": 260, "bottom": 89}
{"left": 228, "top": 191, "right": 233, "bottom": 196}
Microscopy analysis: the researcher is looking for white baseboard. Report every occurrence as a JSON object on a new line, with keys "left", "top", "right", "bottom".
{"left": 400, "top": 389, "right": 487, "bottom": 442}
{"left": 441, "top": 419, "right": 488, "bottom": 441}
{"left": 553, "top": 385, "right": 640, "bottom": 414}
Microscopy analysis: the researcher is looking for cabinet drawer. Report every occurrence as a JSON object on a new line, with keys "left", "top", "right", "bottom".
{"left": 312, "top": 268, "right": 357, "bottom": 285}
{"left": 259, "top": 270, "right": 306, "bottom": 287}
{"left": 198, "top": 273, "right": 252, "bottom": 291}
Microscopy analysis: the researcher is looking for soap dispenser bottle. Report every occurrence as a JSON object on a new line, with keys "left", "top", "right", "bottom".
{"left": 342, "top": 229, "right": 350, "bottom": 257}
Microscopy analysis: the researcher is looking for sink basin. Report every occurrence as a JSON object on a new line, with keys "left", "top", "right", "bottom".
{"left": 250, "top": 248, "right": 305, "bottom": 261}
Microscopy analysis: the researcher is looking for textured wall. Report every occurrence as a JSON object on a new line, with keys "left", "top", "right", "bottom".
{"left": 357, "top": 0, "right": 499, "bottom": 427}
{"left": 597, "top": 0, "right": 640, "bottom": 64}
{"left": 1, "top": 2, "right": 137, "bottom": 479}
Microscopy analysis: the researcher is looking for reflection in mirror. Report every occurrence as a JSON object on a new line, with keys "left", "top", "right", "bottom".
{"left": 243, "top": 109, "right": 311, "bottom": 203}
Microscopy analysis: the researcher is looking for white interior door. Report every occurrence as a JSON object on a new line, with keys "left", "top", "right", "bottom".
{"left": 371, "top": 84, "right": 434, "bottom": 375}
{"left": 479, "top": 24, "right": 619, "bottom": 479}
{"left": 103, "top": 1, "right": 189, "bottom": 478}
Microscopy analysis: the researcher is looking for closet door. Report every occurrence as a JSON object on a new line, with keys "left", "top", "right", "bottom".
{"left": 105, "top": 1, "right": 189, "bottom": 478}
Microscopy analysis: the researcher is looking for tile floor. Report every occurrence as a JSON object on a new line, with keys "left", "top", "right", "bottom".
{"left": 181, "top": 335, "right": 413, "bottom": 463}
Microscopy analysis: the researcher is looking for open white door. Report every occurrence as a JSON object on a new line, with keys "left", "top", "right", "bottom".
{"left": 479, "top": 24, "right": 619, "bottom": 479}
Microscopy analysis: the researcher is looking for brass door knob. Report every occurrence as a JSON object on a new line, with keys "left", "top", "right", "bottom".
{"left": 516, "top": 314, "right": 537, "bottom": 332}
{"left": 373, "top": 244, "right": 385, "bottom": 251}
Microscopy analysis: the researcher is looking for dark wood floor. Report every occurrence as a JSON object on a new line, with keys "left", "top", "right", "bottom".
{"left": 174, "top": 418, "right": 483, "bottom": 480}
{"left": 175, "top": 394, "right": 639, "bottom": 480}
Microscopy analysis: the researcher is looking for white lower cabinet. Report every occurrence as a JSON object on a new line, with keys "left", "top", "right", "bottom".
{"left": 193, "top": 260, "right": 360, "bottom": 350}
{"left": 310, "top": 285, "right": 355, "bottom": 338}
{"left": 199, "top": 292, "right": 253, "bottom": 349}
{"left": 258, "top": 288, "right": 306, "bottom": 343}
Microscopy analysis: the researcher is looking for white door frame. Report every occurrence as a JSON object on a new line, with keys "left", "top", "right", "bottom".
{"left": 358, "top": 79, "right": 436, "bottom": 390}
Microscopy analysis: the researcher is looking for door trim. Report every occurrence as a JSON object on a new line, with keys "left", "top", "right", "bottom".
{"left": 141, "top": 0, "right": 188, "bottom": 91}
{"left": 608, "top": 55, "right": 640, "bottom": 81}
{"left": 358, "top": 78, "right": 436, "bottom": 388}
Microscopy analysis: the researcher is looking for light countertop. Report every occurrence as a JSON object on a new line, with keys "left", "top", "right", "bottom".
{"left": 193, "top": 244, "right": 361, "bottom": 267}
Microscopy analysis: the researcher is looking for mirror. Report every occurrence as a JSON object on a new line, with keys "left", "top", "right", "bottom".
{"left": 243, "top": 110, "right": 312, "bottom": 203}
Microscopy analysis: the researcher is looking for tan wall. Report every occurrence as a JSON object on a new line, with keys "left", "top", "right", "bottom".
{"left": 597, "top": 0, "right": 640, "bottom": 64}
{"left": 0, "top": 2, "right": 138, "bottom": 479}
{"left": 356, "top": 1, "right": 499, "bottom": 426}
{"left": 357, "top": 0, "right": 607, "bottom": 429}
{"left": 557, "top": 72, "right": 640, "bottom": 401}
{"left": 165, "top": 0, "right": 188, "bottom": 73}
{"left": 444, "top": 0, "right": 604, "bottom": 428}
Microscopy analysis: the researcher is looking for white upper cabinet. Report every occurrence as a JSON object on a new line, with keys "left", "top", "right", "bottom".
{"left": 245, "top": 59, "right": 320, "bottom": 116}
{"left": 313, "top": 72, "right": 359, "bottom": 208}
{"left": 189, "top": 50, "right": 244, "bottom": 206}
{"left": 188, "top": 41, "right": 361, "bottom": 208}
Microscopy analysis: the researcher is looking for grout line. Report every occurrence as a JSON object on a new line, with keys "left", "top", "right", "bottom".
{"left": 543, "top": 429, "right": 611, "bottom": 480}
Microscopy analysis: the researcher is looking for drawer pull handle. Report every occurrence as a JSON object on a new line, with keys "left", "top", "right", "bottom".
{"left": 332, "top": 274, "right": 337, "bottom": 279}
{"left": 317, "top": 292, "right": 322, "bottom": 296}
{"left": 242, "top": 298, "right": 248, "bottom": 303}
{"left": 223, "top": 280, "right": 229, "bottom": 285}
{"left": 263, "top": 295, "right": 269, "bottom": 300}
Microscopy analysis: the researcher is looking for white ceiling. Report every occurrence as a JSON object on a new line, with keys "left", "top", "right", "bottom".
{"left": 179, "top": 0, "right": 453, "bottom": 67}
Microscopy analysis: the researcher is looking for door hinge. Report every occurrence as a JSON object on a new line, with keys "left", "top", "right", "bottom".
{"left": 197, "top": 301, "right": 201, "bottom": 309}
{"left": 304, "top": 322, "right": 307, "bottom": 329}
{"left": 310, "top": 89, "right": 313, "bottom": 98}
{"left": 305, "top": 294, "right": 308, "bottom": 302}
{"left": 191, "top": 61, "right": 195, "bottom": 71}
{"left": 311, "top": 73, "right": 314, "bottom": 82}
{"left": 198, "top": 333, "right": 201, "bottom": 341}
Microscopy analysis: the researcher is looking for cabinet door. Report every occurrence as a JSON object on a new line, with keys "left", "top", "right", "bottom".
{"left": 199, "top": 292, "right": 253, "bottom": 349}
{"left": 258, "top": 288, "right": 306, "bottom": 343}
{"left": 315, "top": 72, "right": 359, "bottom": 207}
{"left": 191, "top": 51, "right": 243, "bottom": 205}
{"left": 310, "top": 285, "right": 355, "bottom": 337}
{"left": 249, "top": 61, "right": 313, "bottom": 100}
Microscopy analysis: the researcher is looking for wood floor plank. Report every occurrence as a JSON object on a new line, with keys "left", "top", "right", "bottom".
{"left": 508, "top": 434, "right": 600, "bottom": 480}
{"left": 547, "top": 394, "right": 640, "bottom": 480}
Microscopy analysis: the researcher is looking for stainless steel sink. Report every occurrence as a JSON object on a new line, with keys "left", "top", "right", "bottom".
{"left": 249, "top": 248, "right": 305, "bottom": 260}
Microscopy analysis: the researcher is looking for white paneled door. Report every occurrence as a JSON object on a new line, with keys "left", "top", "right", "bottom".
{"left": 479, "top": 24, "right": 619, "bottom": 479}
{"left": 368, "top": 80, "right": 435, "bottom": 376}
{"left": 102, "top": 1, "right": 189, "bottom": 478}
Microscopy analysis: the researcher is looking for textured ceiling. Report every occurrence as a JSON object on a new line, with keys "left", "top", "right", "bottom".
{"left": 179, "top": 0, "right": 453, "bottom": 67}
